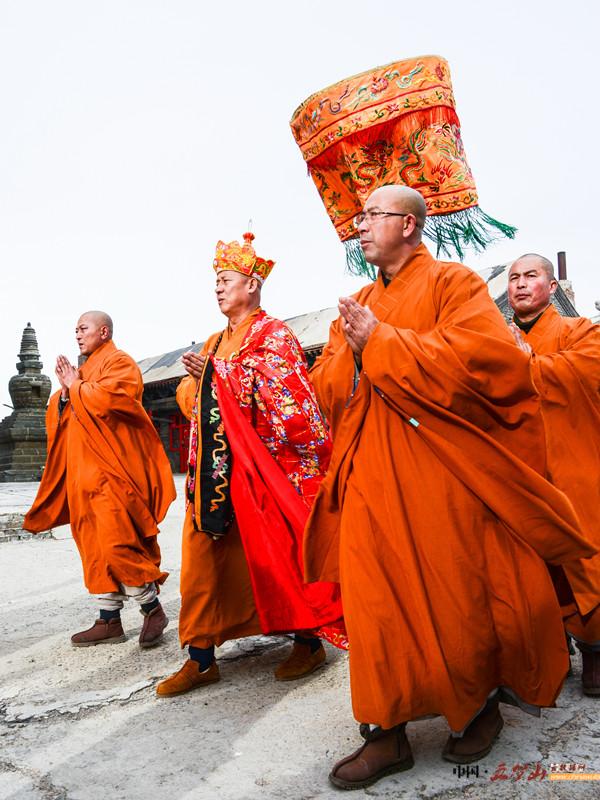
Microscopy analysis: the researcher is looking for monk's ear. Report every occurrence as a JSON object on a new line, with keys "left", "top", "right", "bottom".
{"left": 404, "top": 213, "right": 419, "bottom": 238}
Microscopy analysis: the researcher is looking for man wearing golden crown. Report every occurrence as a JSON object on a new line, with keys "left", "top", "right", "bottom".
{"left": 156, "top": 232, "right": 346, "bottom": 697}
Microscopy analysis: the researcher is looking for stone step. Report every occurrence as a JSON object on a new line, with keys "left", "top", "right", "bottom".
{"left": 0, "top": 511, "right": 54, "bottom": 543}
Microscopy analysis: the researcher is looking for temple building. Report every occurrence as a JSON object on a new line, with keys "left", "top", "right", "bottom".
{"left": 139, "top": 262, "right": 579, "bottom": 473}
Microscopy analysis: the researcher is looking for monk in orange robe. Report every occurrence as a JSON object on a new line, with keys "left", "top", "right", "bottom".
{"left": 508, "top": 253, "right": 600, "bottom": 697}
{"left": 156, "top": 232, "right": 343, "bottom": 698}
{"left": 24, "top": 311, "right": 176, "bottom": 648}
{"left": 303, "top": 186, "right": 597, "bottom": 790}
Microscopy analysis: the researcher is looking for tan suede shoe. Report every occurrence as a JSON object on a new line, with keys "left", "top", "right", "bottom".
{"left": 442, "top": 699, "right": 504, "bottom": 764}
{"left": 329, "top": 725, "right": 414, "bottom": 790}
{"left": 274, "top": 642, "right": 326, "bottom": 681}
{"left": 71, "top": 618, "right": 126, "bottom": 647}
{"left": 156, "top": 659, "right": 220, "bottom": 697}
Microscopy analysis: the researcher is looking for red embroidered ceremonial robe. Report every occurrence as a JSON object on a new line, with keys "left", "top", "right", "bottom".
{"left": 177, "top": 308, "right": 346, "bottom": 649}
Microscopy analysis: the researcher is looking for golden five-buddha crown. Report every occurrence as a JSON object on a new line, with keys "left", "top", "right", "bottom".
{"left": 213, "top": 232, "right": 275, "bottom": 283}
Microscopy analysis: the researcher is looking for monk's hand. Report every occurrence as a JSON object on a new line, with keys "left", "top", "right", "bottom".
{"left": 339, "top": 297, "right": 379, "bottom": 357}
{"left": 508, "top": 323, "right": 533, "bottom": 354}
{"left": 182, "top": 351, "right": 206, "bottom": 380}
{"left": 55, "top": 355, "right": 79, "bottom": 392}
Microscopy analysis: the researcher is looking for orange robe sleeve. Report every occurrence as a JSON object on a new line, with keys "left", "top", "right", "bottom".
{"left": 527, "top": 310, "right": 600, "bottom": 539}
{"left": 176, "top": 339, "right": 215, "bottom": 420}
{"left": 310, "top": 318, "right": 357, "bottom": 435}
{"left": 522, "top": 307, "right": 600, "bottom": 616}
{"left": 23, "top": 391, "right": 70, "bottom": 531}
{"left": 67, "top": 350, "right": 175, "bottom": 528}
{"left": 68, "top": 354, "right": 141, "bottom": 418}
{"left": 176, "top": 376, "right": 198, "bottom": 420}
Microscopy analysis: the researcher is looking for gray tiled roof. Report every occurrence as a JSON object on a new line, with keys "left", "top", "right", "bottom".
{"left": 139, "top": 263, "right": 580, "bottom": 386}
{"left": 138, "top": 307, "right": 340, "bottom": 386}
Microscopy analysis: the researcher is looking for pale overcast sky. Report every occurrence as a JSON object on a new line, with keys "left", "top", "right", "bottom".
{"left": 1, "top": 0, "right": 598, "bottom": 411}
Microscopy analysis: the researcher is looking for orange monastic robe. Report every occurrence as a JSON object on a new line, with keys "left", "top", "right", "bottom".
{"left": 304, "top": 243, "right": 596, "bottom": 733}
{"left": 24, "top": 341, "right": 176, "bottom": 593}
{"left": 177, "top": 311, "right": 263, "bottom": 648}
{"left": 520, "top": 304, "right": 600, "bottom": 644}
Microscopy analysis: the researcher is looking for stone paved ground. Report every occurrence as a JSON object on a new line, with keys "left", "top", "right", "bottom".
{"left": 0, "top": 482, "right": 53, "bottom": 542}
{"left": 0, "top": 478, "right": 598, "bottom": 799}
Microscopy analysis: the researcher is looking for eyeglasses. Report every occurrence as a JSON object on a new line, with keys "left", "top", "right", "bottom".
{"left": 353, "top": 210, "right": 408, "bottom": 228}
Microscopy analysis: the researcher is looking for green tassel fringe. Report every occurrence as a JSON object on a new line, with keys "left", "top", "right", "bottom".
{"left": 344, "top": 206, "right": 517, "bottom": 278}
{"left": 423, "top": 206, "right": 517, "bottom": 261}
{"left": 343, "top": 238, "right": 377, "bottom": 280}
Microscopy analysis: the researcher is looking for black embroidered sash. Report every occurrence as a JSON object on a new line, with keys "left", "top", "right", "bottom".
{"left": 187, "top": 335, "right": 234, "bottom": 539}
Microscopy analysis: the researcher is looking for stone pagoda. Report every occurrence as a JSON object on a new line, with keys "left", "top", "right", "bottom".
{"left": 0, "top": 323, "right": 52, "bottom": 481}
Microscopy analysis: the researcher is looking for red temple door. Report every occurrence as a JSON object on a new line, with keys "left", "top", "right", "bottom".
{"left": 168, "top": 412, "right": 190, "bottom": 473}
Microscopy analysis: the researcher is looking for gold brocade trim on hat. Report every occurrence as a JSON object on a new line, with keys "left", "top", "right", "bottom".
{"left": 291, "top": 56, "right": 455, "bottom": 161}
{"left": 289, "top": 55, "right": 516, "bottom": 268}
{"left": 213, "top": 232, "right": 275, "bottom": 283}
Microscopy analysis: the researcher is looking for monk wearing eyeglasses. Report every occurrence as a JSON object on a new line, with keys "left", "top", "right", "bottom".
{"left": 303, "top": 185, "right": 596, "bottom": 790}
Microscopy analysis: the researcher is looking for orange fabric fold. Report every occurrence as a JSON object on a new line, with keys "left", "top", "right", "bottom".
{"left": 304, "top": 243, "right": 594, "bottom": 732}
{"left": 521, "top": 304, "right": 600, "bottom": 631}
{"left": 24, "top": 341, "right": 176, "bottom": 594}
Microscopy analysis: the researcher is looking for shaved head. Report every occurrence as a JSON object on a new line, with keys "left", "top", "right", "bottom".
{"left": 79, "top": 310, "right": 114, "bottom": 337}
{"left": 510, "top": 253, "right": 555, "bottom": 280}
{"left": 75, "top": 311, "right": 113, "bottom": 356}
{"left": 368, "top": 185, "right": 427, "bottom": 230}
{"left": 508, "top": 254, "right": 558, "bottom": 322}
{"left": 357, "top": 184, "right": 428, "bottom": 276}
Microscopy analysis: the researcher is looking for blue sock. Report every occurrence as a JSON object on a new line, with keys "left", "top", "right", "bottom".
{"left": 189, "top": 645, "right": 215, "bottom": 671}
{"left": 100, "top": 608, "right": 121, "bottom": 622}
{"left": 141, "top": 598, "right": 159, "bottom": 614}
{"left": 294, "top": 634, "right": 322, "bottom": 653}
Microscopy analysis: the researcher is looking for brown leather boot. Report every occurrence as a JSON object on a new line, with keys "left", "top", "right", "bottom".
{"left": 274, "top": 642, "right": 326, "bottom": 681}
{"left": 442, "top": 698, "right": 504, "bottom": 763}
{"left": 329, "top": 724, "right": 414, "bottom": 790}
{"left": 581, "top": 650, "right": 600, "bottom": 697}
{"left": 139, "top": 603, "right": 168, "bottom": 648}
{"left": 156, "top": 659, "right": 220, "bottom": 697}
{"left": 71, "top": 618, "right": 126, "bottom": 647}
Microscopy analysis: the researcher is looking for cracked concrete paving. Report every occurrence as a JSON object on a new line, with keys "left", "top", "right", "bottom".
{"left": 1, "top": 477, "right": 599, "bottom": 799}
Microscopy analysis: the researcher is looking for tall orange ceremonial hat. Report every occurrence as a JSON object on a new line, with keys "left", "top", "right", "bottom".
{"left": 213, "top": 231, "right": 275, "bottom": 283}
{"left": 290, "top": 55, "right": 516, "bottom": 277}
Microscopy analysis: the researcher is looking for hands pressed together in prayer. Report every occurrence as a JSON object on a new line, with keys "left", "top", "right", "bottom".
{"left": 508, "top": 323, "right": 533, "bottom": 354}
{"left": 182, "top": 351, "right": 207, "bottom": 381}
{"left": 339, "top": 297, "right": 379, "bottom": 361}
{"left": 55, "top": 355, "right": 80, "bottom": 397}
